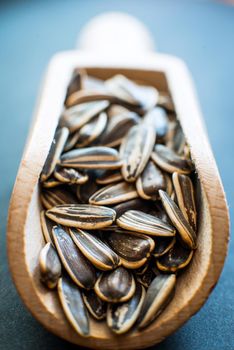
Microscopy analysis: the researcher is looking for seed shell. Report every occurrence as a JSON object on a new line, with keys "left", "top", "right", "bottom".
{"left": 40, "top": 210, "right": 54, "bottom": 243}
{"left": 61, "top": 146, "right": 122, "bottom": 170}
{"left": 76, "top": 178, "right": 100, "bottom": 203}
{"left": 172, "top": 172, "right": 197, "bottom": 231}
{"left": 82, "top": 289, "right": 107, "bottom": 320}
{"left": 144, "top": 107, "right": 169, "bottom": 141}
{"left": 41, "top": 177, "right": 62, "bottom": 188}
{"left": 52, "top": 225, "right": 96, "bottom": 289}
{"left": 112, "top": 198, "right": 151, "bottom": 218}
{"left": 136, "top": 266, "right": 155, "bottom": 288}
{"left": 39, "top": 242, "right": 61, "bottom": 289}
{"left": 64, "top": 68, "right": 85, "bottom": 104}
{"left": 89, "top": 182, "right": 138, "bottom": 206}
{"left": 40, "top": 127, "right": 69, "bottom": 182}
{"left": 54, "top": 167, "right": 88, "bottom": 185}
{"left": 58, "top": 275, "right": 90, "bottom": 337}
{"left": 96, "top": 169, "right": 123, "bottom": 185}
{"left": 69, "top": 228, "right": 120, "bottom": 271}
{"left": 120, "top": 124, "right": 156, "bottom": 182}
{"left": 105, "top": 230, "right": 155, "bottom": 269}
{"left": 46, "top": 204, "right": 116, "bottom": 229}
{"left": 76, "top": 112, "right": 107, "bottom": 148}
{"left": 40, "top": 186, "right": 78, "bottom": 210}
{"left": 153, "top": 236, "right": 176, "bottom": 257}
{"left": 94, "top": 267, "right": 136, "bottom": 303}
{"left": 107, "top": 283, "right": 146, "bottom": 334}
{"left": 151, "top": 144, "right": 193, "bottom": 174}
{"left": 136, "top": 161, "right": 166, "bottom": 200}
{"left": 159, "top": 190, "right": 197, "bottom": 249}
{"left": 157, "top": 241, "right": 193, "bottom": 272}
{"left": 137, "top": 274, "right": 176, "bottom": 329}
{"left": 117, "top": 210, "right": 176, "bottom": 237}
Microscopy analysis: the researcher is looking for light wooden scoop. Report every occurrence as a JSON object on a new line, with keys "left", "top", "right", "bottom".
{"left": 7, "top": 13, "right": 229, "bottom": 349}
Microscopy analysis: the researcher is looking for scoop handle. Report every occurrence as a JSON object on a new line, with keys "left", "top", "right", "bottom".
{"left": 77, "top": 12, "right": 155, "bottom": 54}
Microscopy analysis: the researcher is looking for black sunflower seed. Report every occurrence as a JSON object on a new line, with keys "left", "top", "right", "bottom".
{"left": 40, "top": 210, "right": 55, "bottom": 244}
{"left": 40, "top": 186, "right": 78, "bottom": 210}
{"left": 39, "top": 242, "right": 61, "bottom": 289}
{"left": 107, "top": 283, "right": 145, "bottom": 334}
{"left": 94, "top": 267, "right": 136, "bottom": 303}
{"left": 58, "top": 275, "right": 90, "bottom": 337}
{"left": 96, "top": 169, "right": 123, "bottom": 185}
{"left": 152, "top": 236, "right": 176, "bottom": 257}
{"left": 144, "top": 107, "right": 169, "bottom": 141}
{"left": 52, "top": 225, "right": 96, "bottom": 289}
{"left": 54, "top": 166, "right": 88, "bottom": 185}
{"left": 82, "top": 289, "right": 107, "bottom": 320}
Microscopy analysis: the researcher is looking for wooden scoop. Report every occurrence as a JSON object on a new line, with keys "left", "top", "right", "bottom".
{"left": 7, "top": 13, "right": 229, "bottom": 349}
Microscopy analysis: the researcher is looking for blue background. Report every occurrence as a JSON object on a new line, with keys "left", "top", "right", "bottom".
{"left": 0, "top": 0, "right": 233, "bottom": 349}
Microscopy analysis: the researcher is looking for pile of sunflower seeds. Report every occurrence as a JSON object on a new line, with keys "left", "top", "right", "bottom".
{"left": 39, "top": 69, "right": 197, "bottom": 337}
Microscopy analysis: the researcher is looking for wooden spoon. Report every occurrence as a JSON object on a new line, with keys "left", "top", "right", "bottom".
{"left": 7, "top": 13, "right": 229, "bottom": 350}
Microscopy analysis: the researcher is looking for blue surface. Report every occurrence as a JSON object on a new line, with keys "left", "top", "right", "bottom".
{"left": 0, "top": 1, "right": 234, "bottom": 349}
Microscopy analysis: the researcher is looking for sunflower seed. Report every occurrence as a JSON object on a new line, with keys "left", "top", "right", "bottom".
{"left": 165, "top": 173, "right": 173, "bottom": 196}
{"left": 120, "top": 124, "right": 156, "bottom": 182}
{"left": 166, "top": 122, "right": 185, "bottom": 155}
{"left": 39, "top": 242, "right": 61, "bottom": 289}
{"left": 40, "top": 127, "right": 69, "bottom": 182}
{"left": 52, "top": 225, "right": 96, "bottom": 289}
{"left": 157, "top": 92, "right": 175, "bottom": 113}
{"left": 99, "top": 111, "right": 140, "bottom": 148}
{"left": 41, "top": 177, "right": 62, "bottom": 188}
{"left": 54, "top": 166, "right": 88, "bottom": 185}
{"left": 105, "top": 74, "right": 158, "bottom": 110}
{"left": 107, "top": 283, "right": 145, "bottom": 334}
{"left": 112, "top": 198, "right": 150, "bottom": 218}
{"left": 58, "top": 275, "right": 90, "bottom": 337}
{"left": 136, "top": 266, "right": 155, "bottom": 288}
{"left": 153, "top": 236, "right": 176, "bottom": 257}
{"left": 105, "top": 231, "right": 155, "bottom": 269}
{"left": 159, "top": 190, "right": 197, "bottom": 249}
{"left": 46, "top": 204, "right": 116, "bottom": 229}
{"left": 64, "top": 68, "right": 85, "bottom": 105}
{"left": 40, "top": 210, "right": 55, "bottom": 244}
{"left": 94, "top": 267, "right": 136, "bottom": 303}
{"left": 136, "top": 161, "right": 166, "bottom": 201}
{"left": 89, "top": 182, "right": 138, "bottom": 206}
{"left": 96, "top": 169, "right": 123, "bottom": 185}
{"left": 117, "top": 210, "right": 176, "bottom": 237}
{"left": 76, "top": 178, "right": 100, "bottom": 203}
{"left": 69, "top": 228, "right": 120, "bottom": 271}
{"left": 63, "top": 131, "right": 80, "bottom": 151}
{"left": 75, "top": 112, "right": 107, "bottom": 148}
{"left": 135, "top": 262, "right": 150, "bottom": 276}
{"left": 40, "top": 187, "right": 78, "bottom": 210}
{"left": 172, "top": 172, "right": 197, "bottom": 231}
{"left": 61, "top": 100, "right": 109, "bottom": 133}
{"left": 61, "top": 146, "right": 122, "bottom": 169}
{"left": 137, "top": 274, "right": 176, "bottom": 329}
{"left": 157, "top": 241, "right": 193, "bottom": 272}
{"left": 82, "top": 289, "right": 107, "bottom": 320}
{"left": 144, "top": 107, "right": 169, "bottom": 141}
{"left": 151, "top": 144, "right": 194, "bottom": 174}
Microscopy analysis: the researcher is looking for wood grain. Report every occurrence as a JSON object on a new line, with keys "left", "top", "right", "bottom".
{"left": 7, "top": 51, "right": 229, "bottom": 349}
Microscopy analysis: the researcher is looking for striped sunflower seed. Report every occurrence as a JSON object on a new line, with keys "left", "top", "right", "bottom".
{"left": 137, "top": 274, "right": 176, "bottom": 329}
{"left": 153, "top": 236, "right": 176, "bottom": 257}
{"left": 112, "top": 198, "right": 150, "bottom": 219}
{"left": 39, "top": 242, "right": 61, "bottom": 289}
{"left": 40, "top": 127, "right": 69, "bottom": 182}
{"left": 144, "top": 107, "right": 169, "bottom": 141}
{"left": 82, "top": 289, "right": 107, "bottom": 320}
{"left": 136, "top": 161, "right": 166, "bottom": 201}
{"left": 41, "top": 177, "right": 62, "bottom": 188}
{"left": 40, "top": 186, "right": 78, "bottom": 210}
{"left": 120, "top": 124, "right": 156, "bottom": 182}
{"left": 63, "top": 130, "right": 80, "bottom": 151}
{"left": 69, "top": 228, "right": 120, "bottom": 271}
{"left": 107, "top": 283, "right": 146, "bottom": 334}
{"left": 60, "top": 146, "right": 122, "bottom": 170}
{"left": 151, "top": 144, "right": 194, "bottom": 174}
{"left": 94, "top": 267, "right": 136, "bottom": 303}
{"left": 117, "top": 210, "right": 176, "bottom": 237}
{"left": 172, "top": 172, "right": 197, "bottom": 231}
{"left": 64, "top": 68, "right": 85, "bottom": 105}
{"left": 95, "top": 169, "right": 123, "bottom": 185}
{"left": 105, "top": 231, "right": 155, "bottom": 269}
{"left": 157, "top": 241, "right": 193, "bottom": 272}
{"left": 54, "top": 166, "right": 88, "bottom": 185}
{"left": 105, "top": 74, "right": 158, "bottom": 110}
{"left": 166, "top": 122, "right": 185, "bottom": 155}
{"left": 165, "top": 173, "right": 173, "bottom": 196}
{"left": 89, "top": 182, "right": 138, "bottom": 206}
{"left": 58, "top": 275, "right": 90, "bottom": 337}
{"left": 75, "top": 112, "right": 107, "bottom": 148}
{"left": 159, "top": 190, "right": 197, "bottom": 249}
{"left": 99, "top": 111, "right": 140, "bottom": 148}
{"left": 52, "top": 225, "right": 96, "bottom": 289}
{"left": 61, "top": 100, "right": 109, "bottom": 133}
{"left": 46, "top": 204, "right": 116, "bottom": 229}
{"left": 40, "top": 210, "right": 54, "bottom": 244}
